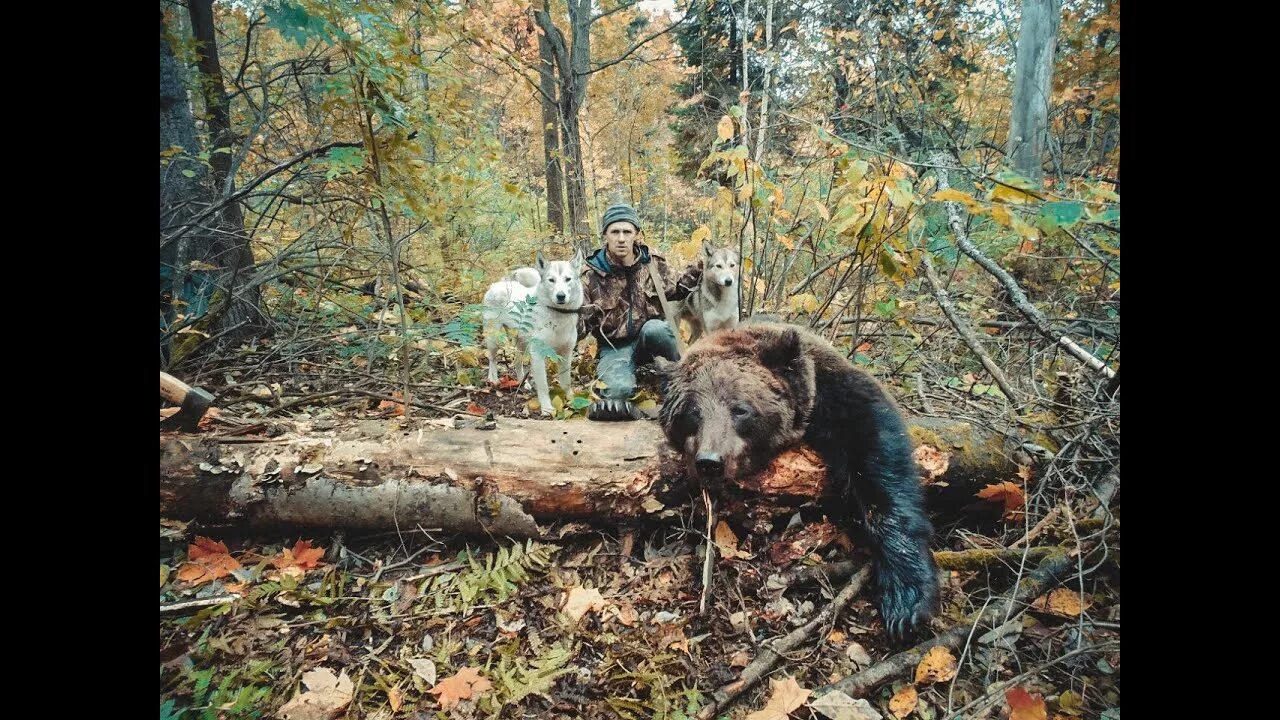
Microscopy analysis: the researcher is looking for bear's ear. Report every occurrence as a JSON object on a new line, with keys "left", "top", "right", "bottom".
{"left": 759, "top": 327, "right": 802, "bottom": 371}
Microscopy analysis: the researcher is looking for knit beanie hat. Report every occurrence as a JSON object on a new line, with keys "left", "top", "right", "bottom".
{"left": 601, "top": 203, "right": 642, "bottom": 234}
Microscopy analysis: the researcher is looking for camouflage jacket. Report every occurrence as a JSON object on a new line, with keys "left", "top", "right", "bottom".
{"left": 579, "top": 244, "right": 702, "bottom": 346}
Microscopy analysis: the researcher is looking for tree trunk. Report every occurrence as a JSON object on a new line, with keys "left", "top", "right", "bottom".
{"left": 534, "top": 1, "right": 593, "bottom": 248}
{"left": 159, "top": 416, "right": 1020, "bottom": 536}
{"left": 1007, "top": 0, "right": 1061, "bottom": 183}
{"left": 160, "top": 8, "right": 208, "bottom": 367}
{"left": 536, "top": 2, "right": 566, "bottom": 236}
{"left": 188, "top": 0, "right": 263, "bottom": 343}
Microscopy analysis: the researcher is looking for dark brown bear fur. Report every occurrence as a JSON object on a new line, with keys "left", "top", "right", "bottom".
{"left": 656, "top": 321, "right": 938, "bottom": 639}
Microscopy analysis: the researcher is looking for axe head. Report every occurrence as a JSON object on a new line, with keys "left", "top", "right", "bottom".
{"left": 162, "top": 386, "right": 214, "bottom": 431}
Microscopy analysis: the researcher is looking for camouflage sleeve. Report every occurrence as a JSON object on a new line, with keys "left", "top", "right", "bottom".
{"left": 662, "top": 257, "right": 703, "bottom": 301}
{"left": 578, "top": 270, "right": 602, "bottom": 338}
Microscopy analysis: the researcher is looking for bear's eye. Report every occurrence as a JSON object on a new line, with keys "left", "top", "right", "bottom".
{"left": 674, "top": 408, "right": 701, "bottom": 435}
{"left": 731, "top": 405, "right": 753, "bottom": 419}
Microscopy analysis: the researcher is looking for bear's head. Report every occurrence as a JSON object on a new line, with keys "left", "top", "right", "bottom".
{"left": 656, "top": 324, "right": 817, "bottom": 482}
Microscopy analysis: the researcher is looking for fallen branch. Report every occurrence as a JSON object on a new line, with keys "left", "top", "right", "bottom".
{"left": 160, "top": 595, "right": 239, "bottom": 615}
{"left": 696, "top": 568, "right": 873, "bottom": 720}
{"left": 819, "top": 550, "right": 1084, "bottom": 698}
{"left": 769, "top": 547, "right": 1061, "bottom": 590}
{"left": 921, "top": 255, "right": 1020, "bottom": 404}
{"left": 931, "top": 152, "right": 1116, "bottom": 381}
{"left": 940, "top": 640, "right": 1120, "bottom": 720}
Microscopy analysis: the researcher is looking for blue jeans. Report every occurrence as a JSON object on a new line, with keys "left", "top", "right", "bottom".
{"left": 596, "top": 319, "right": 679, "bottom": 399}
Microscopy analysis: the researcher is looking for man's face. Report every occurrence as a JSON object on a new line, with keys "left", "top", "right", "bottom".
{"left": 603, "top": 222, "right": 639, "bottom": 262}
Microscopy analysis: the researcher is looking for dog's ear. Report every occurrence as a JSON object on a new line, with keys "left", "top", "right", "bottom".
{"left": 703, "top": 239, "right": 715, "bottom": 258}
{"left": 536, "top": 250, "right": 547, "bottom": 274}
{"left": 572, "top": 247, "right": 585, "bottom": 271}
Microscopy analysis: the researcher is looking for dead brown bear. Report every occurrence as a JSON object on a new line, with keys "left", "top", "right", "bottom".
{"left": 656, "top": 321, "right": 938, "bottom": 639}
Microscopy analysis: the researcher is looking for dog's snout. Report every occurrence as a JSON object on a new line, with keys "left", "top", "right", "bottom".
{"left": 723, "top": 277, "right": 734, "bottom": 287}
{"left": 555, "top": 292, "right": 567, "bottom": 303}
{"left": 695, "top": 452, "right": 724, "bottom": 478}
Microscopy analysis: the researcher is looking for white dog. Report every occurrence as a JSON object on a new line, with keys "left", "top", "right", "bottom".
{"left": 676, "top": 240, "right": 740, "bottom": 343}
{"left": 483, "top": 250, "right": 584, "bottom": 415}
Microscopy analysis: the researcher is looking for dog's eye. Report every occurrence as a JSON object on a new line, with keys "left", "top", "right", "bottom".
{"left": 563, "top": 277, "right": 571, "bottom": 282}
{"left": 729, "top": 262, "right": 736, "bottom": 268}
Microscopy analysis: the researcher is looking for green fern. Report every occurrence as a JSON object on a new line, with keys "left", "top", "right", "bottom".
{"left": 446, "top": 540, "right": 559, "bottom": 609}
{"left": 494, "top": 641, "right": 574, "bottom": 706}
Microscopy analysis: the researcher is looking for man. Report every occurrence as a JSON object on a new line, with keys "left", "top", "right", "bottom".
{"left": 579, "top": 203, "right": 702, "bottom": 421}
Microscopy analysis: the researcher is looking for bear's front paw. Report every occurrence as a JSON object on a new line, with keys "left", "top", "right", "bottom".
{"left": 877, "top": 568, "right": 939, "bottom": 641}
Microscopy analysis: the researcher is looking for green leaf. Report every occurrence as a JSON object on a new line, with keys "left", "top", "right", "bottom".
{"left": 569, "top": 396, "right": 591, "bottom": 410}
{"left": 265, "top": 1, "right": 334, "bottom": 47}
{"left": 993, "top": 171, "right": 1038, "bottom": 191}
{"left": 1088, "top": 206, "right": 1120, "bottom": 224}
{"left": 874, "top": 299, "right": 897, "bottom": 318}
{"left": 180, "top": 169, "right": 196, "bottom": 178}
{"left": 159, "top": 699, "right": 182, "bottom": 720}
{"left": 1039, "top": 201, "right": 1083, "bottom": 231}
{"left": 878, "top": 249, "right": 900, "bottom": 278}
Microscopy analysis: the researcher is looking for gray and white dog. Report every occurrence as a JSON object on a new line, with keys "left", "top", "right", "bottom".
{"left": 676, "top": 240, "right": 740, "bottom": 343}
{"left": 483, "top": 250, "right": 584, "bottom": 415}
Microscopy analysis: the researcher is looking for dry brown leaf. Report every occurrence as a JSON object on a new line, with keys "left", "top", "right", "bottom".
{"left": 273, "top": 540, "right": 325, "bottom": 571}
{"left": 177, "top": 537, "right": 241, "bottom": 586}
{"left": 1032, "top": 588, "right": 1086, "bottom": 617}
{"left": 914, "top": 646, "right": 958, "bottom": 685}
{"left": 768, "top": 521, "right": 842, "bottom": 565}
{"left": 889, "top": 685, "right": 918, "bottom": 718}
{"left": 277, "top": 667, "right": 353, "bottom": 720}
{"left": 387, "top": 687, "right": 402, "bottom": 712}
{"left": 614, "top": 602, "right": 639, "bottom": 627}
{"left": 729, "top": 649, "right": 752, "bottom": 667}
{"left": 428, "top": 666, "right": 493, "bottom": 711}
{"left": 1016, "top": 465, "right": 1033, "bottom": 482}
{"left": 1005, "top": 687, "right": 1048, "bottom": 720}
{"left": 188, "top": 536, "right": 230, "bottom": 560}
{"left": 827, "top": 629, "right": 846, "bottom": 644}
{"left": 808, "top": 689, "right": 883, "bottom": 720}
{"left": 176, "top": 562, "right": 210, "bottom": 584}
{"left": 658, "top": 624, "right": 690, "bottom": 655}
{"left": 408, "top": 658, "right": 437, "bottom": 686}
{"left": 845, "top": 641, "right": 872, "bottom": 668}
{"left": 561, "top": 587, "right": 607, "bottom": 622}
{"left": 976, "top": 481, "right": 1026, "bottom": 518}
{"left": 746, "top": 676, "right": 810, "bottom": 720}
{"left": 714, "top": 521, "right": 746, "bottom": 559}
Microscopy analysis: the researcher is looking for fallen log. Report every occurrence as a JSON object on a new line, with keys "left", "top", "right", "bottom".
{"left": 159, "top": 415, "right": 1022, "bottom": 536}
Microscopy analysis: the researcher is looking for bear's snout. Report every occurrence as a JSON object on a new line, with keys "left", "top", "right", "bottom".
{"left": 695, "top": 452, "right": 725, "bottom": 478}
